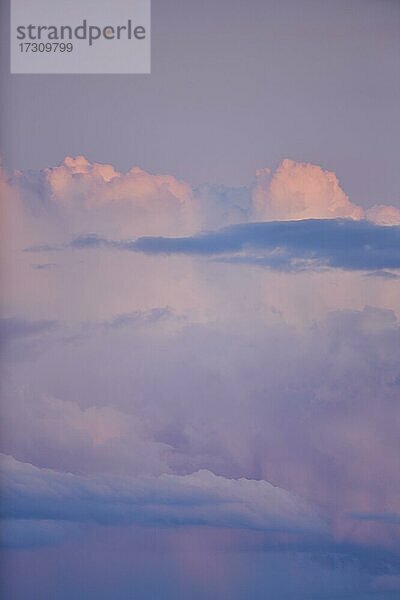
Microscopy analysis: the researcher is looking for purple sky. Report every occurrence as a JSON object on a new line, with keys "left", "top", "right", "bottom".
{"left": 1, "top": 1, "right": 400, "bottom": 599}
{"left": 1, "top": 0, "right": 400, "bottom": 205}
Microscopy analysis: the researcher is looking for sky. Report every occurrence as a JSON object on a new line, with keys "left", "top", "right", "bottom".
{"left": 1, "top": 0, "right": 400, "bottom": 204}
{"left": 1, "top": 1, "right": 400, "bottom": 599}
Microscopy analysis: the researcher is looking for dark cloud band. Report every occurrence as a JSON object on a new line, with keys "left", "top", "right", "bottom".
{"left": 37, "top": 219, "right": 400, "bottom": 273}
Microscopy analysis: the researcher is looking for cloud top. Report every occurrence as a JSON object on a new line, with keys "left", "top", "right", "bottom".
{"left": 4, "top": 156, "right": 400, "bottom": 244}
{"left": 11, "top": 156, "right": 199, "bottom": 238}
{"left": 253, "top": 159, "right": 364, "bottom": 221}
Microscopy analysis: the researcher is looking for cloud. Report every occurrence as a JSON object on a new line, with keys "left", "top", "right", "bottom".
{"left": 11, "top": 156, "right": 199, "bottom": 238}
{"left": 366, "top": 204, "right": 400, "bottom": 226}
{"left": 7, "top": 157, "right": 400, "bottom": 242}
{"left": 0, "top": 317, "right": 56, "bottom": 342}
{"left": 1, "top": 391, "right": 171, "bottom": 477}
{"left": 364, "top": 270, "right": 400, "bottom": 280}
{"left": 58, "top": 219, "right": 400, "bottom": 273}
{"left": 194, "top": 183, "right": 251, "bottom": 229}
{"left": 351, "top": 513, "right": 400, "bottom": 525}
{"left": 1, "top": 305, "right": 399, "bottom": 550}
{"left": 31, "top": 263, "right": 58, "bottom": 270}
{"left": 0, "top": 455, "right": 326, "bottom": 543}
{"left": 104, "top": 307, "right": 172, "bottom": 329}
{"left": 0, "top": 519, "right": 79, "bottom": 549}
{"left": 2, "top": 157, "right": 400, "bottom": 560}
{"left": 253, "top": 159, "right": 364, "bottom": 221}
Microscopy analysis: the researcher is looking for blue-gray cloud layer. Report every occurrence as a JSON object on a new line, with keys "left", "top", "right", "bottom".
{"left": 0, "top": 454, "right": 326, "bottom": 544}
{"left": 50, "top": 219, "right": 400, "bottom": 272}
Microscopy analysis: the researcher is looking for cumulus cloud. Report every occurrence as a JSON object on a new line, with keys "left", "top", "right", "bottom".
{"left": 0, "top": 454, "right": 326, "bottom": 542}
{"left": 366, "top": 204, "right": 400, "bottom": 226}
{"left": 11, "top": 156, "right": 199, "bottom": 238}
{"left": 2, "top": 155, "right": 400, "bottom": 560}
{"left": 4, "top": 156, "right": 400, "bottom": 246}
{"left": 253, "top": 159, "right": 364, "bottom": 221}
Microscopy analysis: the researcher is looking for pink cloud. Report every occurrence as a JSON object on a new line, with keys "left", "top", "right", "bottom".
{"left": 366, "top": 204, "right": 400, "bottom": 226}
{"left": 37, "top": 156, "right": 199, "bottom": 237}
{"left": 253, "top": 159, "right": 364, "bottom": 221}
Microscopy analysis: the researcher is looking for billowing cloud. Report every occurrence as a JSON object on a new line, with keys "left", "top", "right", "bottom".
{"left": 2, "top": 304, "right": 399, "bottom": 537}
{"left": 11, "top": 156, "right": 199, "bottom": 237}
{"left": 366, "top": 204, "right": 400, "bottom": 226}
{"left": 0, "top": 455, "right": 326, "bottom": 541}
{"left": 253, "top": 159, "right": 364, "bottom": 221}
{"left": 2, "top": 156, "right": 400, "bottom": 568}
{"left": 4, "top": 157, "right": 400, "bottom": 246}
{"left": 0, "top": 518, "right": 79, "bottom": 549}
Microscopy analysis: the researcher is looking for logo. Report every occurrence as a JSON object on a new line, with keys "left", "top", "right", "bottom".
{"left": 11, "top": 0, "right": 151, "bottom": 74}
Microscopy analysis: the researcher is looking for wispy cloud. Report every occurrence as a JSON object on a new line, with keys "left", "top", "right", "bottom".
{"left": 0, "top": 317, "right": 57, "bottom": 342}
